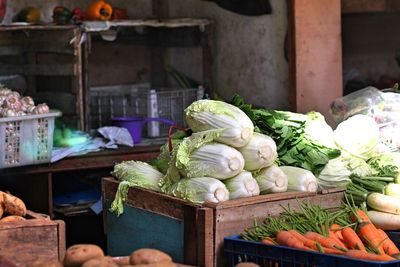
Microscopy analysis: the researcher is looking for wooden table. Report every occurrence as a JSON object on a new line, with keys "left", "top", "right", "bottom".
{"left": 0, "top": 145, "right": 161, "bottom": 217}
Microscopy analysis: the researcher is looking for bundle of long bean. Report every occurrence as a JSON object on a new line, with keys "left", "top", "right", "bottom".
{"left": 242, "top": 201, "right": 352, "bottom": 242}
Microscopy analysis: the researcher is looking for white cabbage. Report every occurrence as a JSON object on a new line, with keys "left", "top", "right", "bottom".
{"left": 280, "top": 166, "right": 318, "bottom": 192}
{"left": 238, "top": 132, "right": 278, "bottom": 171}
{"left": 253, "top": 164, "right": 288, "bottom": 193}
{"left": 185, "top": 99, "right": 254, "bottom": 147}
{"left": 170, "top": 177, "right": 229, "bottom": 204}
{"left": 223, "top": 171, "right": 260, "bottom": 199}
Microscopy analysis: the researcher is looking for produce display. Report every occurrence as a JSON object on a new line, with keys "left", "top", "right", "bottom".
{"left": 108, "top": 89, "right": 400, "bottom": 238}
{"left": 110, "top": 99, "right": 327, "bottom": 215}
{"left": 0, "top": 85, "right": 50, "bottom": 118}
{"left": 241, "top": 201, "right": 400, "bottom": 262}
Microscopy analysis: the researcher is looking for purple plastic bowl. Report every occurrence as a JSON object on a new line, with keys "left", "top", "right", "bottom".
{"left": 111, "top": 116, "right": 175, "bottom": 144}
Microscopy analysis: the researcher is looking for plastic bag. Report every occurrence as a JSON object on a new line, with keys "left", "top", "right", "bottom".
{"left": 330, "top": 86, "right": 385, "bottom": 123}
{"left": 98, "top": 126, "right": 134, "bottom": 147}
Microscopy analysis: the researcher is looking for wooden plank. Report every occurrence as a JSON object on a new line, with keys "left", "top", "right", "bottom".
{"left": 0, "top": 25, "right": 77, "bottom": 31}
{"left": 197, "top": 208, "right": 214, "bottom": 267}
{"left": 56, "top": 219, "right": 66, "bottom": 261}
{"left": 0, "top": 45, "right": 75, "bottom": 56}
{"left": 288, "top": 0, "right": 342, "bottom": 126}
{"left": 205, "top": 191, "right": 316, "bottom": 209}
{"left": 102, "top": 177, "right": 200, "bottom": 219}
{"left": 342, "top": 0, "right": 387, "bottom": 13}
{"left": 72, "top": 29, "right": 85, "bottom": 130}
{"left": 0, "top": 216, "right": 62, "bottom": 266}
{"left": 183, "top": 206, "right": 198, "bottom": 265}
{"left": 0, "top": 64, "right": 75, "bottom": 76}
{"left": 202, "top": 25, "right": 214, "bottom": 97}
{"left": 0, "top": 147, "right": 161, "bottom": 175}
{"left": 213, "top": 190, "right": 345, "bottom": 267}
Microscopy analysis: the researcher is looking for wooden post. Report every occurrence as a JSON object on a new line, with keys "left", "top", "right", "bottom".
{"left": 288, "top": 0, "right": 343, "bottom": 126}
{"left": 150, "top": 0, "right": 169, "bottom": 88}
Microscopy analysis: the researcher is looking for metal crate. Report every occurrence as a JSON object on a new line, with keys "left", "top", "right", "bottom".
{"left": 89, "top": 84, "right": 204, "bottom": 137}
{"left": 0, "top": 111, "right": 61, "bottom": 168}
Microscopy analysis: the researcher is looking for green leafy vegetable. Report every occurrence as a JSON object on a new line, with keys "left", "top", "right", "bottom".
{"left": 231, "top": 95, "right": 340, "bottom": 174}
{"left": 110, "top": 161, "right": 164, "bottom": 215}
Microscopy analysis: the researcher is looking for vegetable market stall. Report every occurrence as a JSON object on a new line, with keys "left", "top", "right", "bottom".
{"left": 102, "top": 177, "right": 344, "bottom": 267}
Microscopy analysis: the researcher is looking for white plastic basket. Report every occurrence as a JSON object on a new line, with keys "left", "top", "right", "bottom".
{"left": 0, "top": 111, "right": 61, "bottom": 169}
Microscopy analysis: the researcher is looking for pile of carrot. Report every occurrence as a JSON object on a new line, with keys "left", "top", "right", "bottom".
{"left": 242, "top": 201, "right": 400, "bottom": 262}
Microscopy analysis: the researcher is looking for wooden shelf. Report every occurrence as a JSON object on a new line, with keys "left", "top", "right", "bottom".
{"left": 342, "top": 0, "right": 400, "bottom": 14}
{"left": 0, "top": 24, "right": 78, "bottom": 31}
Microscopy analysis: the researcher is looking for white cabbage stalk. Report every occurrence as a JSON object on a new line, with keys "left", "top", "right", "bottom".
{"left": 185, "top": 99, "right": 254, "bottom": 147}
{"left": 238, "top": 133, "right": 278, "bottom": 171}
{"left": 175, "top": 130, "right": 245, "bottom": 179}
{"left": 280, "top": 166, "right": 318, "bottom": 192}
{"left": 385, "top": 183, "right": 400, "bottom": 199}
{"left": 223, "top": 171, "right": 260, "bottom": 199}
{"left": 334, "top": 114, "right": 380, "bottom": 160}
{"left": 110, "top": 161, "right": 164, "bottom": 215}
{"left": 181, "top": 143, "right": 244, "bottom": 179}
{"left": 171, "top": 177, "right": 229, "bottom": 204}
{"left": 253, "top": 164, "right": 288, "bottom": 193}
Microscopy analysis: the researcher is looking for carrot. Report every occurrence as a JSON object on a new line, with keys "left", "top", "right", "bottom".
{"left": 376, "top": 229, "right": 400, "bottom": 255}
{"left": 287, "top": 230, "right": 319, "bottom": 252}
{"left": 357, "top": 222, "right": 385, "bottom": 255}
{"left": 351, "top": 209, "right": 371, "bottom": 223}
{"left": 261, "top": 237, "right": 277, "bottom": 245}
{"left": 276, "top": 231, "right": 312, "bottom": 251}
{"left": 304, "top": 232, "right": 347, "bottom": 252}
{"left": 345, "top": 249, "right": 395, "bottom": 261}
{"left": 329, "top": 230, "right": 347, "bottom": 249}
{"left": 341, "top": 227, "right": 366, "bottom": 251}
{"left": 330, "top": 223, "right": 345, "bottom": 242}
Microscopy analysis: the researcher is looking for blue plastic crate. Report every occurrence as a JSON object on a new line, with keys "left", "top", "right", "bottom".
{"left": 224, "top": 235, "right": 400, "bottom": 267}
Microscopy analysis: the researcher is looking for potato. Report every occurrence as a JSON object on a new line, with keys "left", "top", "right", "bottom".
{"left": 0, "top": 215, "right": 26, "bottom": 223}
{"left": 236, "top": 263, "right": 260, "bottom": 267}
{"left": 112, "top": 256, "right": 130, "bottom": 266}
{"left": 63, "top": 244, "right": 104, "bottom": 267}
{"left": 0, "top": 203, "right": 4, "bottom": 219}
{"left": 81, "top": 256, "right": 118, "bottom": 267}
{"left": 28, "top": 261, "right": 63, "bottom": 267}
{"left": 0, "top": 255, "right": 17, "bottom": 267}
{"left": 129, "top": 248, "right": 172, "bottom": 265}
{"left": 1, "top": 191, "right": 26, "bottom": 216}
{"left": 129, "top": 262, "right": 176, "bottom": 267}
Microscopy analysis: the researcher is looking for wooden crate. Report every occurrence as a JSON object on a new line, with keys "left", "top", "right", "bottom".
{"left": 0, "top": 210, "right": 66, "bottom": 266}
{"left": 102, "top": 177, "right": 345, "bottom": 267}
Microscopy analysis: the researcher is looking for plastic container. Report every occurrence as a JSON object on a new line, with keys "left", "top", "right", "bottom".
{"left": 0, "top": 110, "right": 61, "bottom": 168}
{"left": 89, "top": 84, "right": 204, "bottom": 137}
{"left": 111, "top": 116, "right": 175, "bottom": 144}
{"left": 224, "top": 235, "right": 400, "bottom": 267}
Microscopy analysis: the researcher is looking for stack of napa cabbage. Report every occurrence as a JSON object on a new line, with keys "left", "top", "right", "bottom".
{"left": 110, "top": 99, "right": 318, "bottom": 215}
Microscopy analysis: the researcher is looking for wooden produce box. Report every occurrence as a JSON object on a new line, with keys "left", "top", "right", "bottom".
{"left": 0, "top": 210, "right": 66, "bottom": 266}
{"left": 102, "top": 177, "right": 345, "bottom": 267}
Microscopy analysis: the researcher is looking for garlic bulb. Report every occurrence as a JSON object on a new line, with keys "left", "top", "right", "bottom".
{"left": 20, "top": 96, "right": 35, "bottom": 112}
{"left": 1, "top": 108, "right": 17, "bottom": 117}
{"left": 20, "top": 96, "right": 35, "bottom": 106}
{"left": 0, "top": 88, "right": 11, "bottom": 96}
{"left": 16, "top": 111, "right": 26, "bottom": 116}
{"left": 32, "top": 103, "right": 50, "bottom": 114}
{"left": 26, "top": 105, "right": 36, "bottom": 114}
{"left": 6, "top": 91, "right": 20, "bottom": 99}
{"left": 2, "top": 96, "right": 22, "bottom": 111}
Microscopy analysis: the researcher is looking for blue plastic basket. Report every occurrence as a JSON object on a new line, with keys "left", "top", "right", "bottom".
{"left": 224, "top": 235, "right": 400, "bottom": 267}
